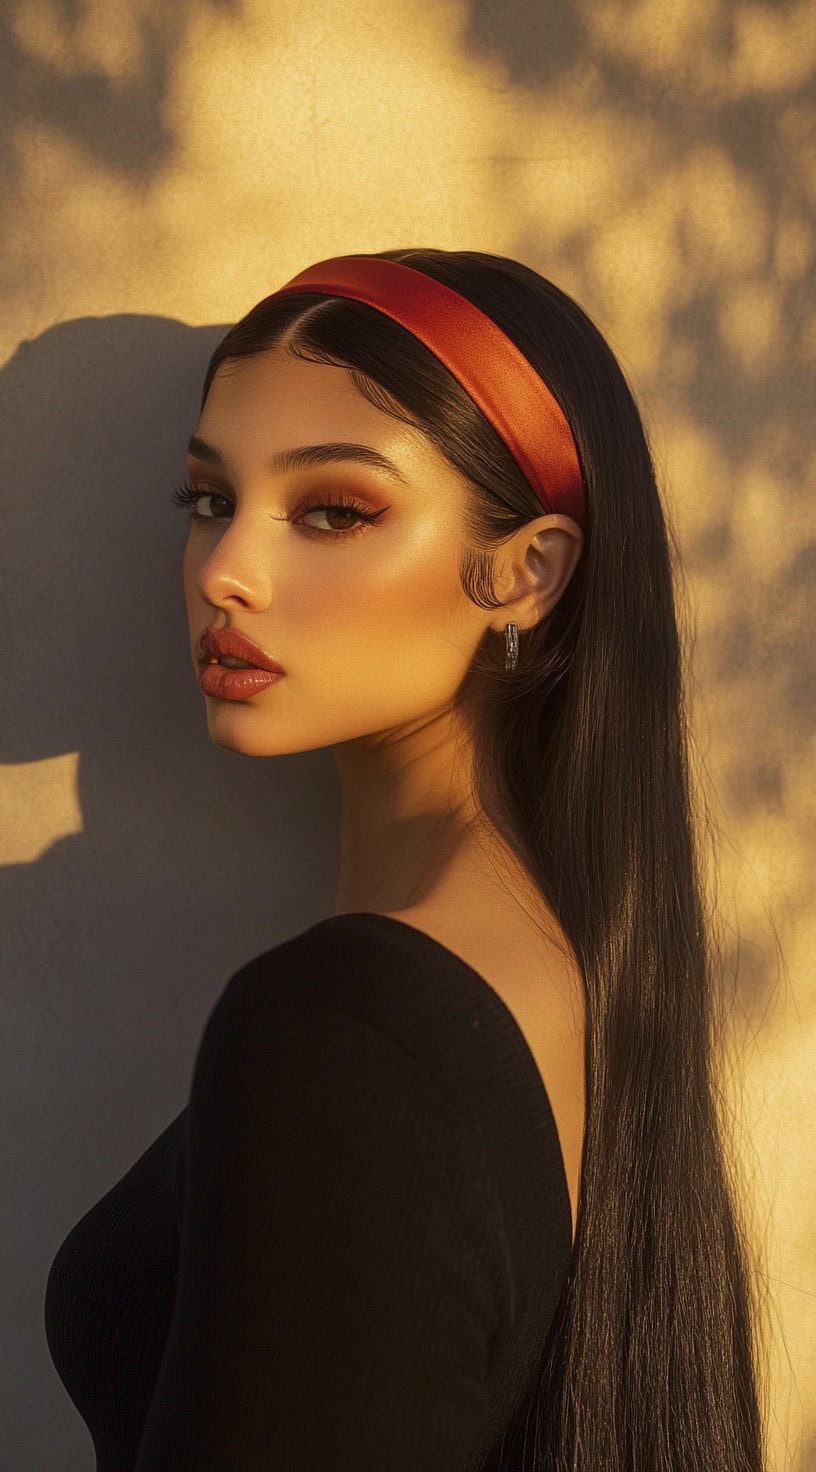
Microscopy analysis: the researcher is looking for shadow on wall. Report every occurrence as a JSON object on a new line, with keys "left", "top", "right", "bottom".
{"left": 0, "top": 0, "right": 242, "bottom": 179}
{"left": 0, "top": 317, "right": 342, "bottom": 1468}
{"left": 467, "top": 0, "right": 814, "bottom": 470}
{"left": 0, "top": 0, "right": 247, "bottom": 351}
{"left": 2, "top": 310, "right": 344, "bottom": 1031}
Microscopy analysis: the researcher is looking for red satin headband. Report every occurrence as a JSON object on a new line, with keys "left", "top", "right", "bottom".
{"left": 259, "top": 254, "right": 586, "bottom": 531}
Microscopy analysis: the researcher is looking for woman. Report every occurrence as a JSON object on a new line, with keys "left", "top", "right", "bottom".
{"left": 45, "top": 249, "right": 766, "bottom": 1470}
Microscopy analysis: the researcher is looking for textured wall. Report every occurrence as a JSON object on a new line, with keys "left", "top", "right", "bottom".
{"left": 2, "top": 1, "right": 813, "bottom": 1467}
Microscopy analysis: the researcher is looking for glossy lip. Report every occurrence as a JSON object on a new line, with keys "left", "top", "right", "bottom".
{"left": 198, "top": 626, "right": 285, "bottom": 673}
{"left": 199, "top": 662, "right": 283, "bottom": 700}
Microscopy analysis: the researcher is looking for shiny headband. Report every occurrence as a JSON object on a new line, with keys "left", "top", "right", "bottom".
{"left": 259, "top": 254, "right": 586, "bottom": 531}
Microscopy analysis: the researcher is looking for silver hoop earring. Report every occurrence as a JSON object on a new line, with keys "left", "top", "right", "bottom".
{"left": 504, "top": 622, "right": 519, "bottom": 672}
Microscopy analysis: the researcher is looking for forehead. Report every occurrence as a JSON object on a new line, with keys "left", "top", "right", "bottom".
{"left": 192, "top": 348, "right": 477, "bottom": 520}
{"left": 197, "top": 346, "right": 431, "bottom": 471}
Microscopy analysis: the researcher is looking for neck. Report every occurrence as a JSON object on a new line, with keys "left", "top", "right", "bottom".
{"left": 331, "top": 704, "right": 485, "bottom": 916}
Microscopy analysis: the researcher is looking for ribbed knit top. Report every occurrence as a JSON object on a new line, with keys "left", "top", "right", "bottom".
{"left": 44, "top": 912, "right": 573, "bottom": 1471}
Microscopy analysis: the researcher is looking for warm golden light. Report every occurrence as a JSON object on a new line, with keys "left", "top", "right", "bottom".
{"left": 4, "top": 2, "right": 813, "bottom": 1463}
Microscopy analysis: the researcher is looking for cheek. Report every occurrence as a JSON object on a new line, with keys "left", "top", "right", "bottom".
{"left": 304, "top": 524, "right": 456, "bottom": 621}
{"left": 295, "top": 531, "right": 462, "bottom": 640}
{"left": 296, "top": 554, "right": 474, "bottom": 715}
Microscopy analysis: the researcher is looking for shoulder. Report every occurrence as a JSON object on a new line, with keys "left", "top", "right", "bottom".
{"left": 189, "top": 911, "right": 496, "bottom": 1164}
{"left": 198, "top": 911, "right": 482, "bottom": 1102}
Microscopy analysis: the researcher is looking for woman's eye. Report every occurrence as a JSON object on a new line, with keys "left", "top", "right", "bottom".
{"left": 168, "top": 481, "right": 386, "bottom": 540}
{"left": 169, "top": 483, "right": 233, "bottom": 518}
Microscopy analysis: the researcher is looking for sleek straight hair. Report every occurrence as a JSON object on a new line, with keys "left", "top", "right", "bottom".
{"left": 198, "top": 249, "right": 768, "bottom": 1471}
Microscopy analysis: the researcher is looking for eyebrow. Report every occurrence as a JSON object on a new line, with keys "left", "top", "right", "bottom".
{"left": 186, "top": 434, "right": 410, "bottom": 485}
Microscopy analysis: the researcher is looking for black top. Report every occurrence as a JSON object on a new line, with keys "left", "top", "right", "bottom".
{"left": 44, "top": 912, "right": 573, "bottom": 1471}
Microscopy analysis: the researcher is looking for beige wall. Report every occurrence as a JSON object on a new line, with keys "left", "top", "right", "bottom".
{"left": 3, "top": 1, "right": 814, "bottom": 1467}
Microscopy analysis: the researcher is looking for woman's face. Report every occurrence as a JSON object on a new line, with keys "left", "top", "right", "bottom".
{"left": 182, "top": 344, "right": 497, "bottom": 759}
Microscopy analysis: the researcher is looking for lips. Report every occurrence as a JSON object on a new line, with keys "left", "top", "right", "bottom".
{"left": 198, "top": 626, "right": 285, "bottom": 673}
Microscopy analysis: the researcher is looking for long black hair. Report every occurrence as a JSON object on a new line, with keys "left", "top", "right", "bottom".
{"left": 198, "top": 249, "right": 768, "bottom": 1470}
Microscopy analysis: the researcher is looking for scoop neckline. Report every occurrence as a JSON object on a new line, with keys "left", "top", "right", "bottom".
{"left": 319, "top": 908, "right": 575, "bottom": 1248}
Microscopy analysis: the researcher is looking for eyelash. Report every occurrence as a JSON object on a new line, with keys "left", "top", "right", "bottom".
{"left": 168, "top": 480, "right": 384, "bottom": 541}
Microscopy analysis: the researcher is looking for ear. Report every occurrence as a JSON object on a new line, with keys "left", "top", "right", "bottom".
{"left": 488, "top": 515, "right": 584, "bottom": 635}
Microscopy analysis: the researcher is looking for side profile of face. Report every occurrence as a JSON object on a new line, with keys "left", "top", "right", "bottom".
{"left": 182, "top": 344, "right": 582, "bottom": 780}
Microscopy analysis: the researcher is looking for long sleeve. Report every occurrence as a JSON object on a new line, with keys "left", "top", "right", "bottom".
{"left": 133, "top": 957, "right": 506, "bottom": 1471}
